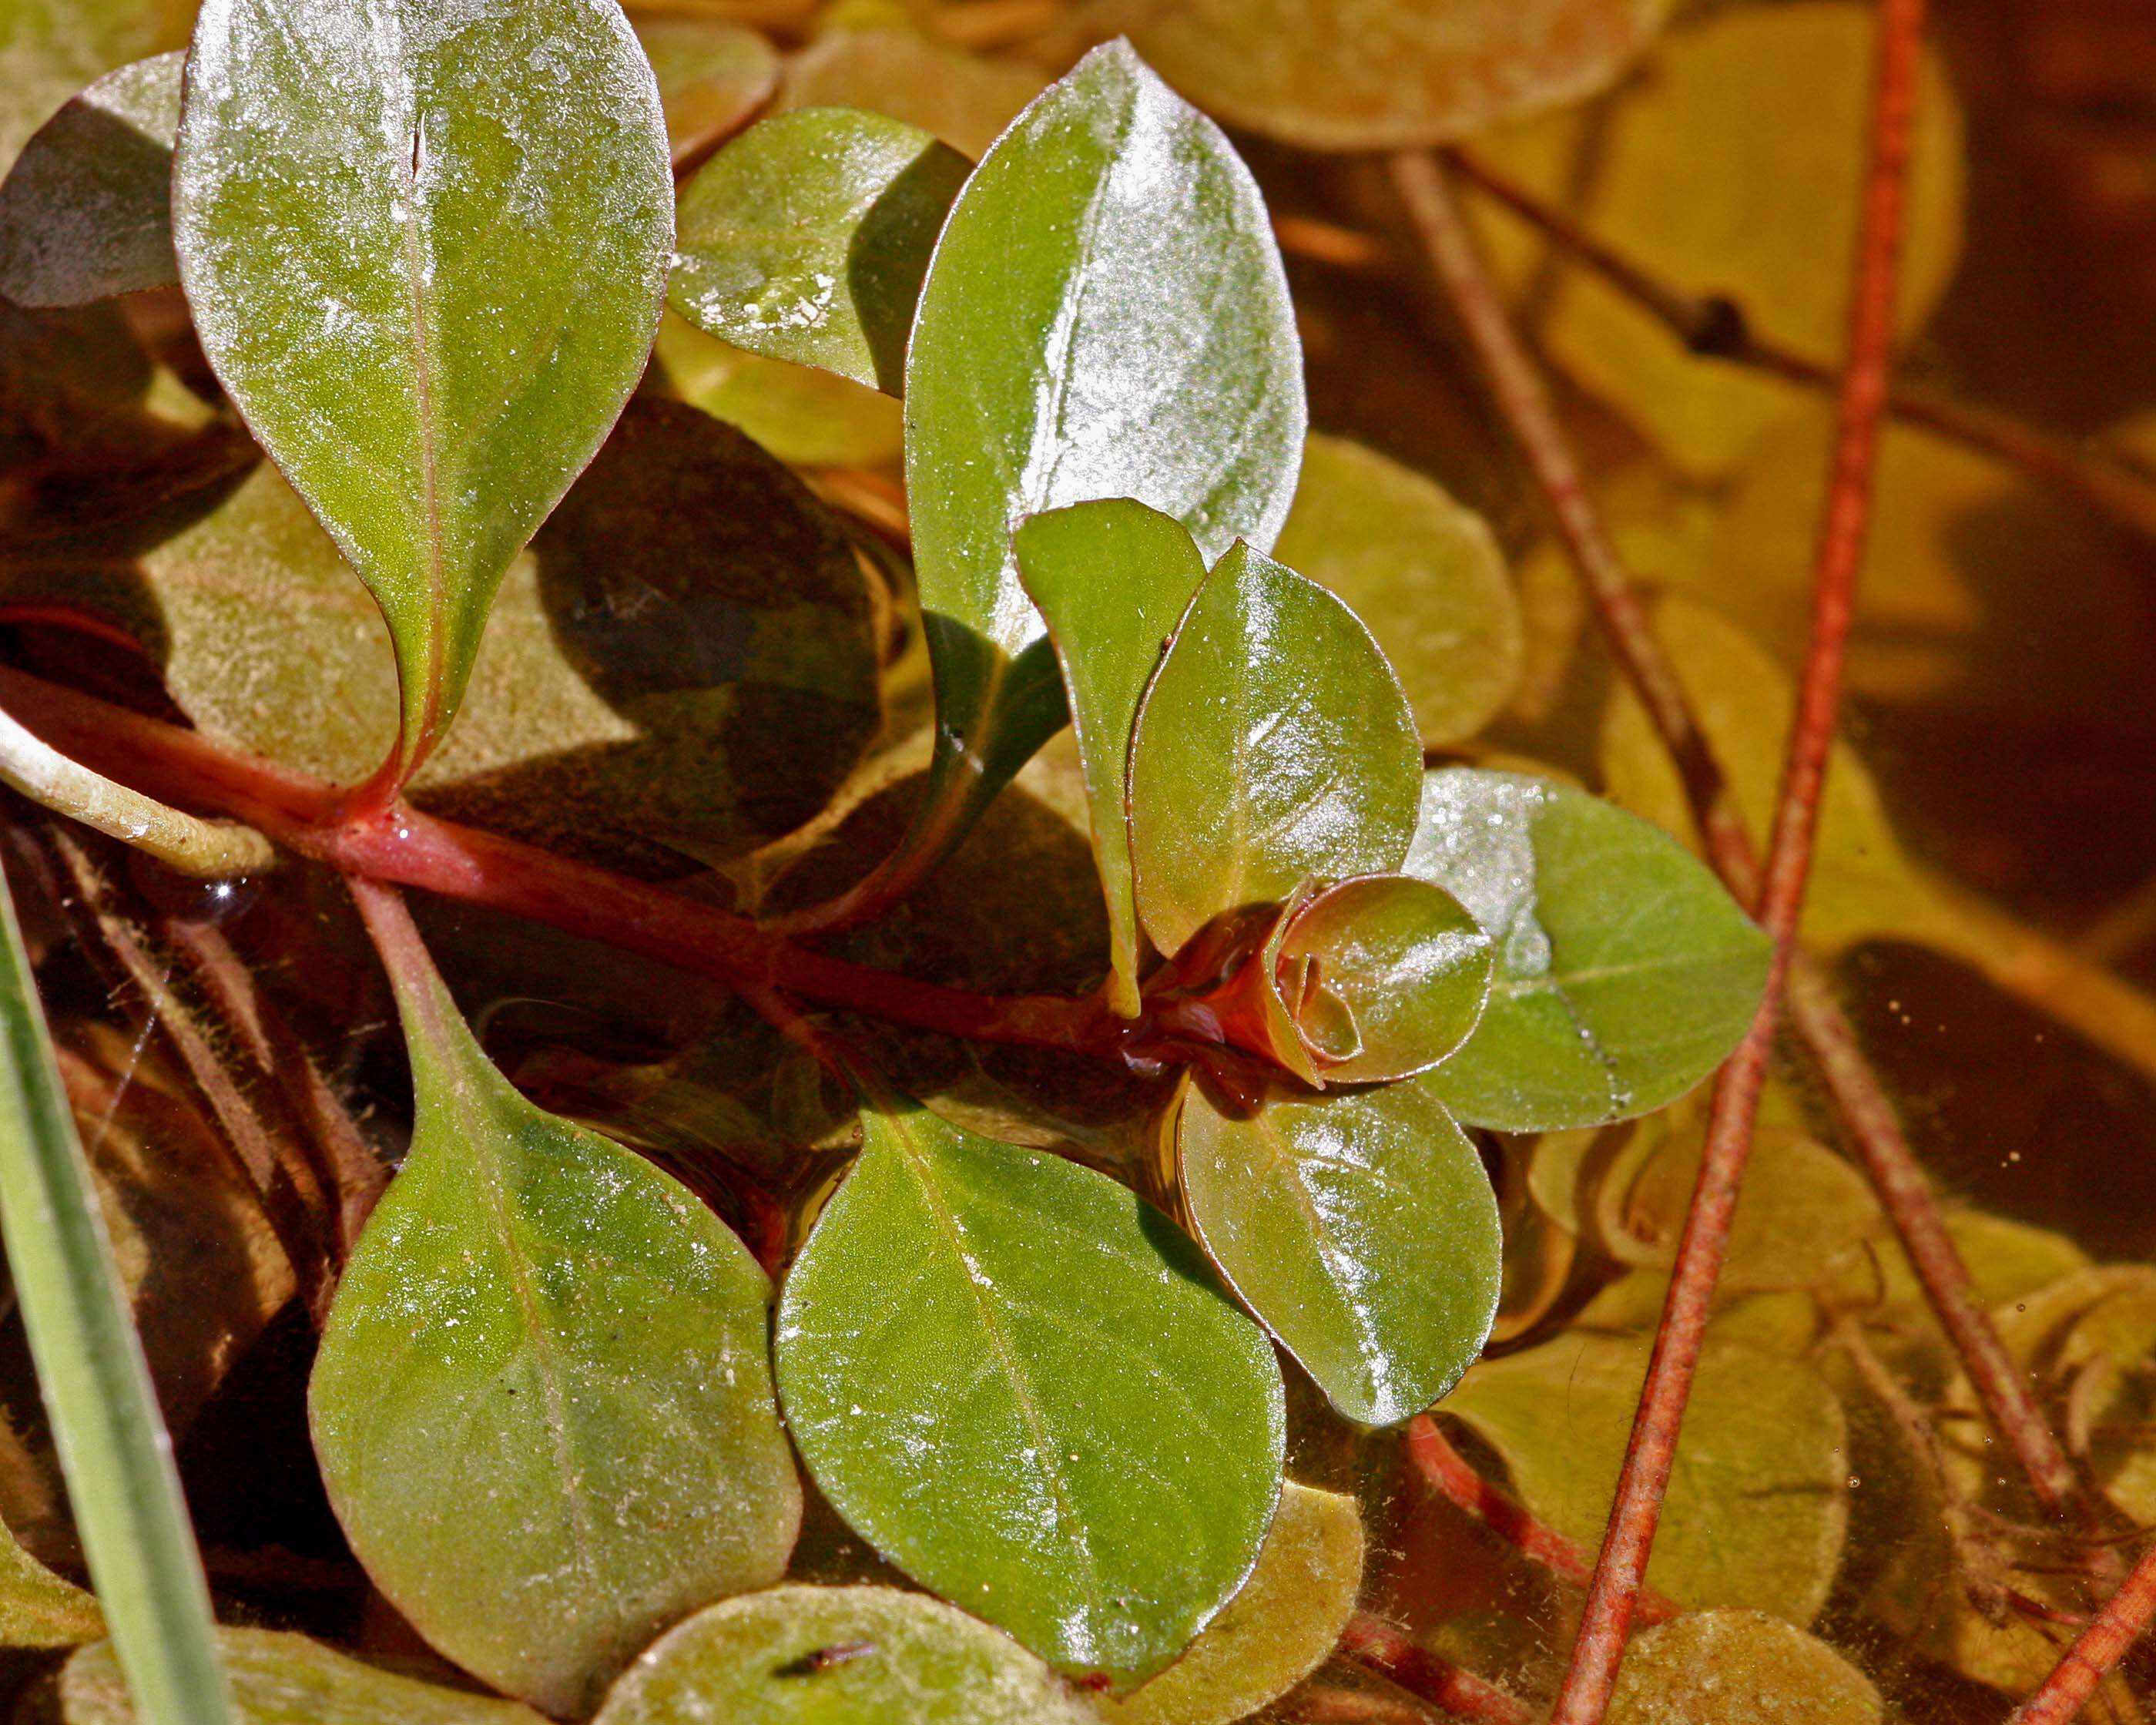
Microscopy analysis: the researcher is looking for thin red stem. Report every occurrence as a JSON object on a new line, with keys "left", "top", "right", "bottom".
{"left": 1338, "top": 1616, "right": 1531, "bottom": 1725}
{"left": 2008, "top": 1542, "right": 2156, "bottom": 1725}
{"left": 1547, "top": 0, "right": 1927, "bottom": 1715}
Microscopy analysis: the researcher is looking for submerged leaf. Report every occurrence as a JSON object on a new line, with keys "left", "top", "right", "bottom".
{"left": 1272, "top": 435, "right": 1524, "bottom": 747}
{"left": 672, "top": 109, "right": 969, "bottom": 393}
{"left": 60, "top": 1627, "right": 548, "bottom": 1723}
{"left": 310, "top": 903, "right": 800, "bottom": 1717}
{"left": 1095, "top": 1482, "right": 1364, "bottom": 1725}
{"left": 1133, "top": 0, "right": 1667, "bottom": 150}
{"left": 1017, "top": 498, "right": 1209, "bottom": 1016}
{"left": 172, "top": 0, "right": 674, "bottom": 775}
{"left": 1446, "top": 1330, "right": 1848, "bottom": 1622}
{"left": 1605, "top": 1611, "right": 1886, "bottom": 1725}
{"left": 1406, "top": 768, "right": 1769, "bottom": 1131}
{"left": 1128, "top": 543, "right": 1422, "bottom": 960}
{"left": 1179, "top": 1075, "right": 1501, "bottom": 1426}
{"left": 776, "top": 1104, "right": 1285, "bottom": 1685}
{"left": 592, "top": 1585, "right": 1098, "bottom": 1725}
{"left": 0, "top": 51, "right": 179, "bottom": 307}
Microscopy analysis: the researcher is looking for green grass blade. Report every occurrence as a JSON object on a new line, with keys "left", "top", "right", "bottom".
{"left": 0, "top": 874, "right": 230, "bottom": 1724}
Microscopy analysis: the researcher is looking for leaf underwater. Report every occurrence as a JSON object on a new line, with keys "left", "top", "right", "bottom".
{"left": 1405, "top": 768, "right": 1769, "bottom": 1131}
{"left": 1605, "top": 1611, "right": 1887, "bottom": 1725}
{"left": 1179, "top": 1074, "right": 1503, "bottom": 1426}
{"left": 1128, "top": 542, "right": 1423, "bottom": 960}
{"left": 171, "top": 0, "right": 675, "bottom": 777}
{"left": 673, "top": 108, "right": 970, "bottom": 394}
{"left": 775, "top": 1104, "right": 1285, "bottom": 1686}
{"left": 59, "top": 1627, "right": 549, "bottom": 1725}
{"left": 0, "top": 51, "right": 179, "bottom": 307}
{"left": 309, "top": 899, "right": 801, "bottom": 1717}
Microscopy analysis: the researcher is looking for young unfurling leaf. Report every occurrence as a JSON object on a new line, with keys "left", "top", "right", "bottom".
{"left": 172, "top": 0, "right": 674, "bottom": 786}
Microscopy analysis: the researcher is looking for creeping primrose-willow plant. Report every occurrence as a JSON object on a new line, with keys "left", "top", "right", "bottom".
{"left": 0, "top": 5, "right": 1770, "bottom": 1719}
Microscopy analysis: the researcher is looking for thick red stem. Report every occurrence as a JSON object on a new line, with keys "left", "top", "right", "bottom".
{"left": 1547, "top": 0, "right": 1927, "bottom": 1716}
{"left": 1338, "top": 1616, "right": 1531, "bottom": 1725}
{"left": 2008, "top": 1542, "right": 2156, "bottom": 1725}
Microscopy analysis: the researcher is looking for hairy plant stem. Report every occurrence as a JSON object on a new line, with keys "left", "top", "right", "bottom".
{"left": 2008, "top": 1542, "right": 2156, "bottom": 1725}
{"left": 0, "top": 668, "right": 1129, "bottom": 1062}
{"left": 1386, "top": 110, "right": 2101, "bottom": 1562}
{"left": 1337, "top": 1616, "right": 1531, "bottom": 1725}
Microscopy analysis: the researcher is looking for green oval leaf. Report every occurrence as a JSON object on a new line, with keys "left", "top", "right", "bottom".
{"left": 171, "top": 0, "right": 674, "bottom": 779}
{"left": 775, "top": 1104, "right": 1285, "bottom": 1685}
{"left": 592, "top": 1585, "right": 1099, "bottom": 1725}
{"left": 1179, "top": 1074, "right": 1501, "bottom": 1426}
{"left": 1272, "top": 435, "right": 1524, "bottom": 747}
{"left": 1096, "top": 1482, "right": 1364, "bottom": 1725}
{"left": 1128, "top": 542, "right": 1422, "bottom": 959}
{"left": 1405, "top": 768, "right": 1769, "bottom": 1131}
{"left": 1276, "top": 874, "right": 1493, "bottom": 1083}
{"left": 1607, "top": 1611, "right": 1887, "bottom": 1725}
{"left": 310, "top": 900, "right": 800, "bottom": 1717}
{"left": 1017, "top": 498, "right": 1210, "bottom": 1016}
{"left": 672, "top": 109, "right": 969, "bottom": 394}
{"left": 60, "top": 1628, "right": 548, "bottom": 1725}
{"left": 0, "top": 51, "right": 179, "bottom": 307}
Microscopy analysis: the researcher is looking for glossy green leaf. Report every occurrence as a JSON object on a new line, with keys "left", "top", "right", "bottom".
{"left": 1179, "top": 1075, "right": 1501, "bottom": 1426}
{"left": 1446, "top": 1330, "right": 1848, "bottom": 1621}
{"left": 309, "top": 895, "right": 800, "bottom": 1717}
{"left": 1275, "top": 874, "right": 1493, "bottom": 1082}
{"left": 1405, "top": 769, "right": 1769, "bottom": 1131}
{"left": 1272, "top": 435, "right": 1524, "bottom": 746}
{"left": 1128, "top": 542, "right": 1422, "bottom": 959}
{"left": 593, "top": 1585, "right": 1098, "bottom": 1725}
{"left": 0, "top": 51, "right": 179, "bottom": 307}
{"left": 0, "top": 875, "right": 228, "bottom": 1720}
{"left": 776, "top": 1104, "right": 1285, "bottom": 1685}
{"left": 1606, "top": 1611, "right": 1886, "bottom": 1725}
{"left": 634, "top": 15, "right": 777, "bottom": 173}
{"left": 59, "top": 1628, "right": 547, "bottom": 1725}
{"left": 1017, "top": 499, "right": 1209, "bottom": 1015}
{"left": 0, "top": 0, "right": 186, "bottom": 179}
{"left": 171, "top": 0, "right": 674, "bottom": 778}
{"left": 1096, "top": 1482, "right": 1363, "bottom": 1725}
{"left": 673, "top": 108, "right": 969, "bottom": 394}
{"left": 1132, "top": 0, "right": 1667, "bottom": 150}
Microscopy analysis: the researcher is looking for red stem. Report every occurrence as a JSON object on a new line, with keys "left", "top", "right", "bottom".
{"left": 2008, "top": 1542, "right": 2156, "bottom": 1725}
{"left": 1546, "top": 0, "right": 1928, "bottom": 1716}
{"left": 1338, "top": 1616, "right": 1531, "bottom": 1725}
{"left": 0, "top": 668, "right": 1125, "bottom": 1061}
{"left": 1404, "top": 1417, "right": 1677, "bottom": 1623}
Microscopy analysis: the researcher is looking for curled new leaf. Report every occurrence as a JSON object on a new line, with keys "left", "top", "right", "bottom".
{"left": 672, "top": 109, "right": 970, "bottom": 394}
{"left": 776, "top": 1103, "right": 1285, "bottom": 1685}
{"left": 1406, "top": 768, "right": 1769, "bottom": 1131}
{"left": 1128, "top": 543, "right": 1422, "bottom": 960}
{"left": 171, "top": 0, "right": 674, "bottom": 781}
{"left": 310, "top": 891, "right": 800, "bottom": 1717}
{"left": 0, "top": 52, "right": 179, "bottom": 307}
{"left": 593, "top": 1586, "right": 1098, "bottom": 1725}
{"left": 1179, "top": 1075, "right": 1501, "bottom": 1426}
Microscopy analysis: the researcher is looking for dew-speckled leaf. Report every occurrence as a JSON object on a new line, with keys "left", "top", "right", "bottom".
{"left": 1446, "top": 1331, "right": 1848, "bottom": 1621}
{"left": 1096, "top": 1482, "right": 1363, "bottom": 1725}
{"left": 1272, "top": 435, "right": 1524, "bottom": 747}
{"left": 592, "top": 1585, "right": 1098, "bottom": 1725}
{"left": 1405, "top": 768, "right": 1769, "bottom": 1132}
{"left": 1128, "top": 543, "right": 1421, "bottom": 959}
{"left": 674, "top": 109, "right": 967, "bottom": 394}
{"left": 0, "top": 0, "right": 186, "bottom": 179}
{"left": 0, "top": 51, "right": 178, "bottom": 307}
{"left": 1606, "top": 1611, "right": 1886, "bottom": 1725}
{"left": 1471, "top": 2, "right": 1965, "bottom": 477}
{"left": 1179, "top": 1076, "right": 1501, "bottom": 1428}
{"left": 1275, "top": 874, "right": 1494, "bottom": 1083}
{"left": 776, "top": 1105, "right": 1285, "bottom": 1685}
{"left": 777, "top": 26, "right": 1048, "bottom": 159}
{"left": 59, "top": 1627, "right": 548, "bottom": 1725}
{"left": 634, "top": 15, "right": 777, "bottom": 173}
{"left": 309, "top": 922, "right": 800, "bottom": 1717}
{"left": 1133, "top": 0, "right": 1666, "bottom": 150}
{"left": 1017, "top": 499, "right": 1209, "bottom": 1015}
{"left": 171, "top": 0, "right": 674, "bottom": 775}
{"left": 656, "top": 311, "right": 904, "bottom": 468}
